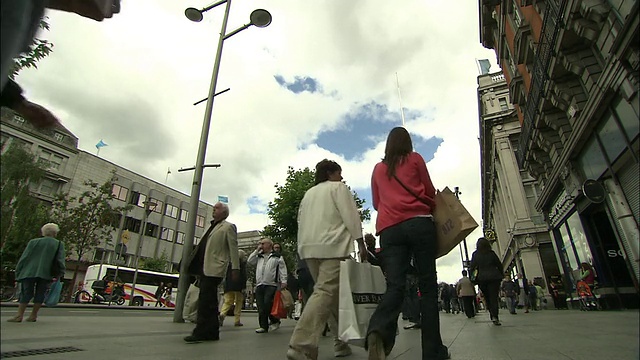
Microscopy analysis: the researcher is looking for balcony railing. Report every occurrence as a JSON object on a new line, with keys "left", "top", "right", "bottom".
{"left": 517, "top": 0, "right": 567, "bottom": 167}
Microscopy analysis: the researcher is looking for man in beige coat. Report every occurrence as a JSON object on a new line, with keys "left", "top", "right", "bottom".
{"left": 184, "top": 202, "right": 239, "bottom": 343}
{"left": 456, "top": 270, "right": 476, "bottom": 318}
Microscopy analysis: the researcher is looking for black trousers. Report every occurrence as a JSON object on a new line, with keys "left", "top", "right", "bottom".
{"left": 477, "top": 280, "right": 500, "bottom": 320}
{"left": 192, "top": 275, "right": 222, "bottom": 339}
{"left": 367, "top": 217, "right": 448, "bottom": 360}
{"left": 255, "top": 284, "right": 279, "bottom": 331}
{"left": 461, "top": 296, "right": 475, "bottom": 318}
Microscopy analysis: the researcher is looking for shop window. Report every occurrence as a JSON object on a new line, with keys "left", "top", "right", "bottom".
{"left": 558, "top": 224, "right": 579, "bottom": 271}
{"left": 577, "top": 137, "right": 607, "bottom": 180}
{"left": 597, "top": 111, "right": 627, "bottom": 162}
{"left": 614, "top": 97, "right": 639, "bottom": 141}
{"left": 566, "top": 212, "right": 594, "bottom": 267}
{"left": 112, "top": 184, "right": 129, "bottom": 201}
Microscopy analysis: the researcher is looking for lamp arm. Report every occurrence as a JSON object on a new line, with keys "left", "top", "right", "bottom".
{"left": 223, "top": 23, "right": 251, "bottom": 40}
{"left": 202, "top": 0, "right": 228, "bottom": 12}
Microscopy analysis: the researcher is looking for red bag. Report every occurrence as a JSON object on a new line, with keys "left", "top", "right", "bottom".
{"left": 270, "top": 290, "right": 288, "bottom": 319}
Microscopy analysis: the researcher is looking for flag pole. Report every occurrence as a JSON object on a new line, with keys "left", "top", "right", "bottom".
{"left": 395, "top": 72, "right": 406, "bottom": 127}
{"left": 165, "top": 168, "right": 171, "bottom": 183}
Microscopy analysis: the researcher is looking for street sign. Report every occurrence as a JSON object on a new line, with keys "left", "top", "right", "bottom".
{"left": 121, "top": 230, "right": 131, "bottom": 245}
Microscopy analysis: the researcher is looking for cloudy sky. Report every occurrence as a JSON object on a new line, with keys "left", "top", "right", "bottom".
{"left": 17, "top": 0, "right": 498, "bottom": 284}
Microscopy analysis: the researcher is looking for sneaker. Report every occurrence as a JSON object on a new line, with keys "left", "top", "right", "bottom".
{"left": 269, "top": 321, "right": 281, "bottom": 332}
{"left": 286, "top": 348, "right": 312, "bottom": 360}
{"left": 334, "top": 340, "right": 352, "bottom": 357}
{"left": 437, "top": 345, "right": 451, "bottom": 360}
{"left": 403, "top": 322, "right": 420, "bottom": 330}
{"left": 234, "top": 322, "right": 244, "bottom": 327}
{"left": 255, "top": 328, "right": 267, "bottom": 334}
{"left": 367, "top": 332, "right": 386, "bottom": 360}
{"left": 493, "top": 319, "right": 502, "bottom": 326}
{"left": 183, "top": 335, "right": 219, "bottom": 343}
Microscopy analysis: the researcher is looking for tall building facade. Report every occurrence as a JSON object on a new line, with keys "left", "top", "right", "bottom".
{"left": 479, "top": 0, "right": 639, "bottom": 308}
{"left": 479, "top": 72, "right": 561, "bottom": 305}
{"left": 1, "top": 109, "right": 214, "bottom": 287}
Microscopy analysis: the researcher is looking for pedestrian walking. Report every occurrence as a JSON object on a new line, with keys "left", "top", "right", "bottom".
{"left": 469, "top": 237, "right": 503, "bottom": 326}
{"left": 247, "top": 237, "right": 287, "bottom": 334}
{"left": 500, "top": 274, "right": 518, "bottom": 314}
{"left": 154, "top": 282, "right": 165, "bottom": 307}
{"left": 183, "top": 202, "right": 240, "bottom": 343}
{"left": 527, "top": 280, "right": 538, "bottom": 311}
{"left": 286, "top": 159, "right": 366, "bottom": 360}
{"left": 7, "top": 223, "right": 65, "bottom": 323}
{"left": 219, "top": 249, "right": 247, "bottom": 327}
{"left": 365, "top": 127, "right": 450, "bottom": 360}
{"left": 456, "top": 270, "right": 476, "bottom": 318}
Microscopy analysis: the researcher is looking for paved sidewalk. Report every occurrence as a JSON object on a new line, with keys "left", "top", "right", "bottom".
{"left": 1, "top": 306, "right": 638, "bottom": 359}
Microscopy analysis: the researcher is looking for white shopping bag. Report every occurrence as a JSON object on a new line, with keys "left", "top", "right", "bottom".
{"left": 183, "top": 283, "right": 199, "bottom": 323}
{"left": 338, "top": 260, "right": 386, "bottom": 347}
{"left": 293, "top": 301, "right": 302, "bottom": 320}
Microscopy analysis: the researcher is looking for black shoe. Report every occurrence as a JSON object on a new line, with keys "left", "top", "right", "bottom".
{"left": 436, "top": 345, "right": 451, "bottom": 360}
{"left": 184, "top": 335, "right": 219, "bottom": 343}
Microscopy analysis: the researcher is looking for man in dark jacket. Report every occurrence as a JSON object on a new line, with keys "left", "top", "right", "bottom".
{"left": 500, "top": 274, "right": 517, "bottom": 314}
{"left": 219, "top": 249, "right": 247, "bottom": 327}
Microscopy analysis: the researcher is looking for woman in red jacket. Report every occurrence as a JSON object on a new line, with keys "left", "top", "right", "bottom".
{"left": 366, "top": 127, "right": 449, "bottom": 360}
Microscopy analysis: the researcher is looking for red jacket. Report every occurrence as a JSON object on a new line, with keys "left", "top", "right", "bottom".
{"left": 371, "top": 152, "right": 436, "bottom": 235}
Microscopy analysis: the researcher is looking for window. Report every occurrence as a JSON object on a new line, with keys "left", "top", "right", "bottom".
{"left": 598, "top": 111, "right": 627, "bottom": 162}
{"left": 145, "top": 223, "right": 159, "bottom": 237}
{"left": 499, "top": 97, "right": 509, "bottom": 111}
{"left": 160, "top": 228, "right": 175, "bottom": 242}
{"left": 151, "top": 198, "right": 164, "bottom": 213}
{"left": 93, "top": 249, "right": 110, "bottom": 263}
{"left": 164, "top": 204, "right": 178, "bottom": 218}
{"left": 130, "top": 191, "right": 148, "bottom": 208}
{"left": 123, "top": 216, "right": 142, "bottom": 233}
{"left": 194, "top": 236, "right": 201, "bottom": 245}
{"left": 53, "top": 132, "right": 65, "bottom": 142}
{"left": 176, "top": 232, "right": 185, "bottom": 244}
{"left": 512, "top": 0, "right": 522, "bottom": 27}
{"left": 196, "top": 215, "right": 205, "bottom": 228}
{"left": 578, "top": 137, "right": 607, "bottom": 180}
{"left": 38, "top": 178, "right": 59, "bottom": 195}
{"left": 38, "top": 149, "right": 65, "bottom": 170}
{"left": 179, "top": 209, "right": 188, "bottom": 222}
{"left": 112, "top": 184, "right": 129, "bottom": 201}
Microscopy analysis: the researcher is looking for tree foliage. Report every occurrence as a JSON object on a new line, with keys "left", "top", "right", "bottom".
{"left": 0, "top": 144, "right": 50, "bottom": 269}
{"left": 9, "top": 18, "right": 54, "bottom": 80}
{"left": 51, "top": 174, "right": 131, "bottom": 293}
{"left": 262, "top": 166, "right": 371, "bottom": 270}
{"left": 140, "top": 250, "right": 170, "bottom": 273}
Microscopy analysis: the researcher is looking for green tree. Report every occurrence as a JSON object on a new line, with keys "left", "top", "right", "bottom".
{"left": 0, "top": 144, "right": 50, "bottom": 270}
{"left": 9, "top": 18, "right": 54, "bottom": 80}
{"left": 140, "top": 250, "right": 170, "bottom": 273}
{"left": 262, "top": 166, "right": 371, "bottom": 270}
{"left": 51, "top": 174, "right": 131, "bottom": 296}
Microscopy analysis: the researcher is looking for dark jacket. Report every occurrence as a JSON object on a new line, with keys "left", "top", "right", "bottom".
{"left": 469, "top": 250, "right": 502, "bottom": 283}
{"left": 501, "top": 279, "right": 517, "bottom": 296}
{"left": 223, "top": 260, "right": 247, "bottom": 292}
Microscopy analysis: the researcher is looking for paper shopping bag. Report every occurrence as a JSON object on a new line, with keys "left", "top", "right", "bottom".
{"left": 270, "top": 290, "right": 288, "bottom": 319}
{"left": 183, "top": 283, "right": 199, "bottom": 323}
{"left": 44, "top": 279, "right": 62, "bottom": 307}
{"left": 338, "top": 260, "right": 386, "bottom": 347}
{"left": 280, "top": 289, "right": 295, "bottom": 310}
{"left": 433, "top": 187, "right": 479, "bottom": 258}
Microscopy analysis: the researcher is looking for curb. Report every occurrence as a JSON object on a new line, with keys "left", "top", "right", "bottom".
{"left": 0, "top": 302, "right": 260, "bottom": 313}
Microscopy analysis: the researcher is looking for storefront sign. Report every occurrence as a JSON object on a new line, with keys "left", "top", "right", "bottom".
{"left": 582, "top": 179, "right": 606, "bottom": 203}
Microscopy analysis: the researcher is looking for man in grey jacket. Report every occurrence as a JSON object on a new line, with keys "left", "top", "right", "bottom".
{"left": 247, "top": 238, "right": 287, "bottom": 334}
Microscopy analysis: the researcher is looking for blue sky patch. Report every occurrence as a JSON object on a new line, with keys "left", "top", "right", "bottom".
{"left": 247, "top": 196, "right": 267, "bottom": 214}
{"left": 274, "top": 75, "right": 319, "bottom": 94}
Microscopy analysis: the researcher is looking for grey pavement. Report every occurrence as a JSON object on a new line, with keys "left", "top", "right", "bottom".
{"left": 1, "top": 305, "right": 638, "bottom": 360}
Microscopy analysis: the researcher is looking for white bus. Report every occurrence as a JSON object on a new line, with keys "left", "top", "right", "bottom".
{"left": 82, "top": 264, "right": 180, "bottom": 307}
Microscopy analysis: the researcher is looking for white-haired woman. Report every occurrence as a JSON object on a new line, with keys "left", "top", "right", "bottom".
{"left": 8, "top": 223, "right": 65, "bottom": 322}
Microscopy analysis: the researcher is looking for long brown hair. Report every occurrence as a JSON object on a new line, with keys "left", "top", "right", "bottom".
{"left": 383, "top": 127, "right": 413, "bottom": 179}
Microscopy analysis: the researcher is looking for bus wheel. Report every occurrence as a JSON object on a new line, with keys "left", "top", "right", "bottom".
{"left": 132, "top": 297, "right": 144, "bottom": 306}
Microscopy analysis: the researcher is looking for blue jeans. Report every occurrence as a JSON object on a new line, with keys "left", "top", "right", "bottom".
{"left": 367, "top": 217, "right": 447, "bottom": 360}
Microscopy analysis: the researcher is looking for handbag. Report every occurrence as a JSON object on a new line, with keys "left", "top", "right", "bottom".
{"left": 393, "top": 176, "right": 478, "bottom": 258}
{"left": 338, "top": 259, "right": 386, "bottom": 347}
{"left": 44, "top": 279, "right": 62, "bottom": 307}
{"left": 280, "top": 288, "right": 294, "bottom": 310}
{"left": 50, "top": 241, "right": 62, "bottom": 278}
{"left": 270, "top": 290, "right": 288, "bottom": 319}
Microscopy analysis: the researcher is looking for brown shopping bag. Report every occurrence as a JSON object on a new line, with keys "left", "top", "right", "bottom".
{"left": 433, "top": 187, "right": 478, "bottom": 258}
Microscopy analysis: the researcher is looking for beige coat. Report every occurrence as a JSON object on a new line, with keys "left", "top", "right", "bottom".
{"left": 202, "top": 220, "right": 240, "bottom": 278}
{"left": 456, "top": 276, "right": 476, "bottom": 297}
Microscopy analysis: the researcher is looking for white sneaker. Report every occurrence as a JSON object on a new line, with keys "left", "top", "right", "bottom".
{"left": 255, "top": 328, "right": 267, "bottom": 334}
{"left": 269, "top": 322, "right": 281, "bottom": 332}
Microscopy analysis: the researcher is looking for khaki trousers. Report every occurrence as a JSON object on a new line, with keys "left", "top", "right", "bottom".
{"left": 219, "top": 291, "right": 243, "bottom": 324}
{"left": 288, "top": 258, "right": 342, "bottom": 360}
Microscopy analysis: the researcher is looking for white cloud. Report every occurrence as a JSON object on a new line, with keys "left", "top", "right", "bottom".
{"left": 16, "top": 0, "right": 496, "bottom": 285}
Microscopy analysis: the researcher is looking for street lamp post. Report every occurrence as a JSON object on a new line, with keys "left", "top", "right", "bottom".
{"left": 129, "top": 201, "right": 156, "bottom": 306}
{"left": 454, "top": 187, "right": 471, "bottom": 269}
{"left": 173, "top": 1, "right": 272, "bottom": 323}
